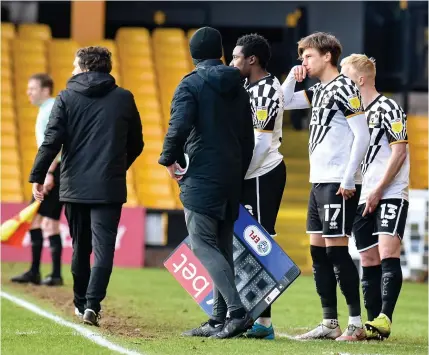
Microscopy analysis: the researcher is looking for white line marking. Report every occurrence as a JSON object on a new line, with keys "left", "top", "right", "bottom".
{"left": 1, "top": 291, "right": 143, "bottom": 355}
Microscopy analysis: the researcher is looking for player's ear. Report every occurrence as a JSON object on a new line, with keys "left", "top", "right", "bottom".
{"left": 248, "top": 55, "right": 256, "bottom": 65}
{"left": 358, "top": 75, "right": 365, "bottom": 87}
{"left": 324, "top": 51, "right": 332, "bottom": 64}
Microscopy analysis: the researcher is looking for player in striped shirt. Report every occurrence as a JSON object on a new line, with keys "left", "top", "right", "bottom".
{"left": 341, "top": 54, "right": 410, "bottom": 340}
{"left": 281, "top": 32, "right": 370, "bottom": 341}
{"left": 231, "top": 33, "right": 286, "bottom": 340}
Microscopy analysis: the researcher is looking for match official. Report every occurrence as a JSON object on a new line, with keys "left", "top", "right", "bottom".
{"left": 29, "top": 46, "right": 144, "bottom": 326}
{"left": 11, "top": 73, "right": 64, "bottom": 287}
{"left": 158, "top": 27, "right": 255, "bottom": 339}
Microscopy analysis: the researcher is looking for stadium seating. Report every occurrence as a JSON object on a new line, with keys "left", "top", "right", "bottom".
{"left": 408, "top": 115, "right": 428, "bottom": 189}
{"left": 18, "top": 23, "right": 52, "bottom": 41}
{"left": 115, "top": 27, "right": 177, "bottom": 209}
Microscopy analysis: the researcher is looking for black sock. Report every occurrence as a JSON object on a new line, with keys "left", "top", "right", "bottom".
{"left": 326, "top": 246, "right": 361, "bottom": 317}
{"left": 49, "top": 234, "right": 62, "bottom": 278}
{"left": 208, "top": 319, "right": 224, "bottom": 326}
{"left": 230, "top": 307, "right": 246, "bottom": 319}
{"left": 259, "top": 305, "right": 271, "bottom": 318}
{"left": 381, "top": 258, "right": 402, "bottom": 321}
{"left": 362, "top": 265, "right": 382, "bottom": 321}
{"left": 30, "top": 229, "right": 43, "bottom": 274}
{"left": 310, "top": 245, "right": 338, "bottom": 319}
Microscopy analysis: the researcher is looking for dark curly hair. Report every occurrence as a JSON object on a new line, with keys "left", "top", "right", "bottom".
{"left": 76, "top": 46, "right": 112, "bottom": 73}
{"left": 236, "top": 33, "right": 271, "bottom": 69}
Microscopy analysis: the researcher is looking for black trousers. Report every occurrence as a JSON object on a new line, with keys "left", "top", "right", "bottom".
{"left": 65, "top": 203, "right": 122, "bottom": 313}
{"left": 185, "top": 208, "right": 244, "bottom": 322}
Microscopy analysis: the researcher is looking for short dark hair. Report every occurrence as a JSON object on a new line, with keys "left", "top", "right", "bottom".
{"left": 29, "top": 73, "right": 54, "bottom": 95}
{"left": 236, "top": 33, "right": 271, "bottom": 69}
{"left": 298, "top": 32, "right": 342, "bottom": 67}
{"left": 76, "top": 46, "right": 112, "bottom": 73}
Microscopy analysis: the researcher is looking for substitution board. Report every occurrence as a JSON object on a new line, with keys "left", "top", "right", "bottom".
{"left": 164, "top": 205, "right": 301, "bottom": 320}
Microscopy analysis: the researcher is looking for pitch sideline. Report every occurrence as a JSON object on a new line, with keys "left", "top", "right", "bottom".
{"left": 1, "top": 291, "right": 144, "bottom": 355}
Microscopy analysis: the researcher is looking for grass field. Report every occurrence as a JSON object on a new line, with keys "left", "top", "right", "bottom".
{"left": 1, "top": 262, "right": 428, "bottom": 355}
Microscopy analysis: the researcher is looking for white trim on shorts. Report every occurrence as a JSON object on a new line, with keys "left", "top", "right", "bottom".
{"left": 357, "top": 242, "right": 379, "bottom": 253}
{"left": 306, "top": 231, "right": 323, "bottom": 234}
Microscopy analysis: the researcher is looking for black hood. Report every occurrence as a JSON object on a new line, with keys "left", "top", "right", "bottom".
{"left": 195, "top": 59, "right": 242, "bottom": 95}
{"left": 67, "top": 72, "right": 117, "bottom": 97}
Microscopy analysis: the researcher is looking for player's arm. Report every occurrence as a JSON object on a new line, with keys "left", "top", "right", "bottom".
{"left": 126, "top": 92, "right": 144, "bottom": 170}
{"left": 245, "top": 92, "right": 280, "bottom": 177}
{"left": 363, "top": 109, "right": 408, "bottom": 216}
{"left": 281, "top": 65, "right": 312, "bottom": 110}
{"left": 29, "top": 94, "right": 67, "bottom": 185}
{"left": 336, "top": 87, "right": 370, "bottom": 197}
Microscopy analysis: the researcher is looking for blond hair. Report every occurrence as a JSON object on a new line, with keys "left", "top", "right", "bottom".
{"left": 298, "top": 32, "right": 342, "bottom": 66}
{"left": 340, "top": 54, "right": 376, "bottom": 79}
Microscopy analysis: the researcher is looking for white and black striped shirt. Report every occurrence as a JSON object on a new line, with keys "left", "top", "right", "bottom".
{"left": 360, "top": 94, "right": 410, "bottom": 204}
{"left": 304, "top": 74, "right": 364, "bottom": 184}
{"left": 244, "top": 74, "right": 284, "bottom": 179}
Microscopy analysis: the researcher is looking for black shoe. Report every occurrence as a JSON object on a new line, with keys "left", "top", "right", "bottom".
{"left": 41, "top": 275, "right": 64, "bottom": 286}
{"left": 10, "top": 271, "right": 41, "bottom": 285}
{"left": 182, "top": 321, "right": 224, "bottom": 337}
{"left": 211, "top": 314, "right": 253, "bottom": 339}
{"left": 83, "top": 309, "right": 101, "bottom": 327}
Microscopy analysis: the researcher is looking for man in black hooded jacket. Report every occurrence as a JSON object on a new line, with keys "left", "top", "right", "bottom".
{"left": 159, "top": 27, "right": 255, "bottom": 339}
{"left": 29, "top": 46, "right": 144, "bottom": 326}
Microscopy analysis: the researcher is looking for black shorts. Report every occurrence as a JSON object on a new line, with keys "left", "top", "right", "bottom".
{"left": 31, "top": 164, "right": 63, "bottom": 221}
{"left": 240, "top": 161, "right": 286, "bottom": 236}
{"left": 352, "top": 198, "right": 409, "bottom": 252}
{"left": 306, "top": 183, "right": 361, "bottom": 238}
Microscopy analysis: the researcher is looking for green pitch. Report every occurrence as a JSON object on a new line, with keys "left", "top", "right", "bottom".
{"left": 1, "top": 262, "right": 427, "bottom": 355}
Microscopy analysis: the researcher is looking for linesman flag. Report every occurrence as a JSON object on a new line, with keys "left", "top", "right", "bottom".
{"left": 1, "top": 201, "right": 40, "bottom": 246}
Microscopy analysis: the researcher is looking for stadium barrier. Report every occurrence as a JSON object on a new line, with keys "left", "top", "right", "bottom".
{"left": 0, "top": 202, "right": 146, "bottom": 267}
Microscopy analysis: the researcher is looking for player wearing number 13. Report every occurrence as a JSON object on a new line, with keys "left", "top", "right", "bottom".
{"left": 341, "top": 54, "right": 410, "bottom": 340}
{"left": 281, "top": 32, "right": 370, "bottom": 341}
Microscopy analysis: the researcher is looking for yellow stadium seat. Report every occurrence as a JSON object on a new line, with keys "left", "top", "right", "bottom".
{"left": 153, "top": 28, "right": 186, "bottom": 44}
{"left": 1, "top": 120, "right": 17, "bottom": 135}
{"left": 18, "top": 23, "right": 52, "bottom": 41}
{"left": 14, "top": 53, "right": 48, "bottom": 67}
{"left": 1, "top": 134, "right": 18, "bottom": 149}
{"left": 2, "top": 67, "right": 11, "bottom": 80}
{"left": 1, "top": 106, "right": 15, "bottom": 120}
{"left": 2, "top": 78, "right": 12, "bottom": 94}
{"left": 115, "top": 27, "right": 150, "bottom": 44}
{"left": 14, "top": 65, "right": 49, "bottom": 83}
{"left": 1, "top": 161, "right": 21, "bottom": 177}
{"left": 2, "top": 23, "right": 16, "bottom": 40}
{"left": 120, "top": 56, "right": 154, "bottom": 70}
{"left": 13, "top": 39, "right": 46, "bottom": 54}
{"left": 1, "top": 191, "right": 24, "bottom": 203}
{"left": 118, "top": 43, "right": 152, "bottom": 58}
{"left": 142, "top": 139, "right": 163, "bottom": 153}
{"left": 17, "top": 106, "right": 38, "bottom": 119}
{"left": 134, "top": 167, "right": 168, "bottom": 181}
{"left": 1, "top": 94, "right": 14, "bottom": 109}
{"left": 2, "top": 52, "right": 11, "bottom": 67}
{"left": 125, "top": 84, "right": 157, "bottom": 97}
{"left": 142, "top": 123, "right": 163, "bottom": 139}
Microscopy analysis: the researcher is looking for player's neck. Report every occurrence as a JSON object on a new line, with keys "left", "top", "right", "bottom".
{"left": 249, "top": 68, "right": 269, "bottom": 85}
{"left": 318, "top": 66, "right": 339, "bottom": 85}
{"left": 360, "top": 86, "right": 379, "bottom": 109}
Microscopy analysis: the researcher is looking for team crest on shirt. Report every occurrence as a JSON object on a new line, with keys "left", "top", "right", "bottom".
{"left": 391, "top": 118, "right": 404, "bottom": 133}
{"left": 348, "top": 95, "right": 361, "bottom": 110}
{"left": 256, "top": 106, "right": 268, "bottom": 121}
{"left": 322, "top": 91, "right": 334, "bottom": 106}
{"left": 369, "top": 112, "right": 380, "bottom": 128}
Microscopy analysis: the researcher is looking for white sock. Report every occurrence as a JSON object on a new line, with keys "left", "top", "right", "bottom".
{"left": 349, "top": 315, "right": 362, "bottom": 327}
{"left": 256, "top": 317, "right": 272, "bottom": 327}
{"left": 322, "top": 319, "right": 338, "bottom": 328}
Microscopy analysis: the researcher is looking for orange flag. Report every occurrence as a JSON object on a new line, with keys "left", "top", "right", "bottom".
{"left": 1, "top": 201, "right": 41, "bottom": 247}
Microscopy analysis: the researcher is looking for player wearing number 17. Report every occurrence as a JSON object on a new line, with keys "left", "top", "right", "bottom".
{"left": 341, "top": 54, "right": 410, "bottom": 340}
{"left": 281, "top": 32, "right": 370, "bottom": 341}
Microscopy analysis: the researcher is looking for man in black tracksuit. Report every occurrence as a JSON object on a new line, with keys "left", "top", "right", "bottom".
{"left": 29, "top": 46, "right": 144, "bottom": 326}
{"left": 158, "top": 27, "right": 255, "bottom": 339}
